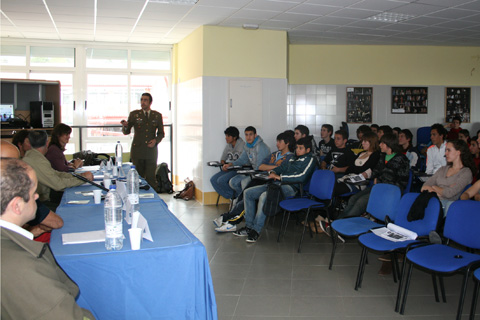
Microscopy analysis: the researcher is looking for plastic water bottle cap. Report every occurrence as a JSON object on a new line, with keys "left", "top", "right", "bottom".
{"left": 117, "top": 141, "right": 120, "bottom": 143}
{"left": 109, "top": 185, "right": 116, "bottom": 190}
{"left": 131, "top": 165, "right": 136, "bottom": 169}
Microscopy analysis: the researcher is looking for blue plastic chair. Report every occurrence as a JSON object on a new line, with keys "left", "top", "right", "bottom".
{"left": 416, "top": 126, "right": 431, "bottom": 151}
{"left": 355, "top": 193, "right": 441, "bottom": 293}
{"left": 403, "top": 170, "right": 413, "bottom": 194}
{"left": 399, "top": 200, "right": 480, "bottom": 320}
{"left": 277, "top": 169, "right": 336, "bottom": 253}
{"left": 328, "top": 184, "right": 402, "bottom": 270}
{"left": 470, "top": 268, "right": 480, "bottom": 320}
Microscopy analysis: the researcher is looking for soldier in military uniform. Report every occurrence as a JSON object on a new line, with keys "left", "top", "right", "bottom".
{"left": 121, "top": 93, "right": 164, "bottom": 191}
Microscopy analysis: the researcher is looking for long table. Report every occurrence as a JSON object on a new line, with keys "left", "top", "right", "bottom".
{"left": 50, "top": 184, "right": 218, "bottom": 320}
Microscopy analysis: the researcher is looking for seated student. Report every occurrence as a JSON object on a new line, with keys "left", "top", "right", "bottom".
{"left": 377, "top": 125, "right": 393, "bottom": 140}
{"left": 224, "top": 126, "right": 270, "bottom": 199}
{"left": 210, "top": 126, "right": 245, "bottom": 200}
{"left": 295, "top": 125, "right": 318, "bottom": 154}
{"left": 458, "top": 129, "right": 470, "bottom": 144}
{"left": 445, "top": 116, "right": 462, "bottom": 141}
{"left": 422, "top": 140, "right": 475, "bottom": 215}
{"left": 460, "top": 179, "right": 480, "bottom": 201}
{"left": 11, "top": 129, "right": 31, "bottom": 157}
{"left": 318, "top": 124, "right": 334, "bottom": 157}
{"left": 320, "top": 130, "right": 355, "bottom": 174}
{"left": 477, "top": 130, "right": 480, "bottom": 142}
{"left": 335, "top": 133, "right": 410, "bottom": 220}
{"left": 232, "top": 137, "right": 316, "bottom": 243}
{"left": 213, "top": 132, "right": 294, "bottom": 232}
{"left": 470, "top": 139, "right": 480, "bottom": 169}
{"left": 0, "top": 158, "right": 95, "bottom": 319}
{"left": 426, "top": 124, "right": 448, "bottom": 175}
{"left": 349, "top": 125, "right": 371, "bottom": 152}
{"left": 333, "top": 132, "right": 380, "bottom": 197}
{"left": 22, "top": 131, "right": 94, "bottom": 209}
{"left": 370, "top": 124, "right": 379, "bottom": 134}
{"left": 399, "top": 129, "right": 419, "bottom": 168}
{"left": 0, "top": 140, "right": 63, "bottom": 242}
{"left": 392, "top": 127, "right": 402, "bottom": 137}
{"left": 45, "top": 123, "right": 84, "bottom": 172}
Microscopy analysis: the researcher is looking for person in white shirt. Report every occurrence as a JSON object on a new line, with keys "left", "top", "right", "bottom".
{"left": 426, "top": 123, "right": 447, "bottom": 175}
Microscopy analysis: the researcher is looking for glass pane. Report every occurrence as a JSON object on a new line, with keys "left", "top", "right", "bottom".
{"left": 131, "top": 50, "right": 170, "bottom": 70}
{"left": 87, "top": 74, "right": 128, "bottom": 137}
{"left": 0, "top": 45, "right": 26, "bottom": 66}
{"left": 130, "top": 75, "right": 171, "bottom": 123}
{"left": 86, "top": 48, "right": 127, "bottom": 68}
{"left": 30, "top": 73, "right": 74, "bottom": 125}
{"left": 31, "top": 46, "right": 75, "bottom": 67}
{"left": 0, "top": 72, "right": 26, "bottom": 79}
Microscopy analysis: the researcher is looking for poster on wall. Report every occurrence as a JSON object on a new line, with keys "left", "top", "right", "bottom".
{"left": 445, "top": 87, "right": 471, "bottom": 123}
{"left": 346, "top": 87, "right": 372, "bottom": 123}
{"left": 391, "top": 87, "right": 428, "bottom": 114}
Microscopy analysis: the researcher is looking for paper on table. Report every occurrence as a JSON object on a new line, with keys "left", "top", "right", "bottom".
{"left": 139, "top": 193, "right": 155, "bottom": 199}
{"left": 67, "top": 200, "right": 90, "bottom": 205}
{"left": 136, "top": 213, "right": 153, "bottom": 242}
{"left": 75, "top": 165, "right": 100, "bottom": 173}
{"left": 62, "top": 230, "right": 106, "bottom": 244}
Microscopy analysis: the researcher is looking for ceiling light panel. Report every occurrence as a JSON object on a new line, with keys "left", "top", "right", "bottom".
{"left": 366, "top": 12, "right": 415, "bottom": 23}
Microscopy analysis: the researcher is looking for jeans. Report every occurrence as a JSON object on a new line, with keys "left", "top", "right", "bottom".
{"left": 337, "top": 187, "right": 372, "bottom": 219}
{"left": 210, "top": 170, "right": 237, "bottom": 199}
{"left": 244, "top": 184, "right": 296, "bottom": 234}
{"left": 440, "top": 199, "right": 453, "bottom": 217}
{"left": 229, "top": 175, "right": 252, "bottom": 198}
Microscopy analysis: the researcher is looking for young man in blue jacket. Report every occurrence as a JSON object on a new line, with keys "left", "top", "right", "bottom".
{"left": 233, "top": 137, "right": 317, "bottom": 243}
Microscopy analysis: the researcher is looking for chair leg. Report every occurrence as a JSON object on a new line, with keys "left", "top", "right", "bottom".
{"left": 456, "top": 272, "right": 471, "bottom": 320}
{"left": 355, "top": 247, "right": 368, "bottom": 290}
{"left": 470, "top": 280, "right": 479, "bottom": 320}
{"left": 328, "top": 227, "right": 337, "bottom": 270}
{"left": 277, "top": 210, "right": 288, "bottom": 242}
{"left": 432, "top": 274, "right": 440, "bottom": 302}
{"left": 298, "top": 209, "right": 311, "bottom": 253}
{"left": 400, "top": 262, "right": 414, "bottom": 315}
{"left": 216, "top": 194, "right": 220, "bottom": 207}
{"left": 392, "top": 253, "right": 398, "bottom": 284}
{"left": 395, "top": 255, "right": 408, "bottom": 312}
{"left": 439, "top": 275, "right": 447, "bottom": 303}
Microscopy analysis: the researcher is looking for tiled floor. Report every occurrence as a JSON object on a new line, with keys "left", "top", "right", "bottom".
{"left": 159, "top": 194, "right": 479, "bottom": 320}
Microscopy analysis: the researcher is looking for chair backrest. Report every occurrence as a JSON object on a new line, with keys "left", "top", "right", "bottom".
{"left": 393, "top": 193, "right": 441, "bottom": 236}
{"left": 443, "top": 200, "right": 480, "bottom": 250}
{"left": 308, "top": 169, "right": 336, "bottom": 201}
{"left": 366, "top": 183, "right": 402, "bottom": 221}
{"left": 416, "top": 126, "right": 431, "bottom": 148}
{"left": 403, "top": 170, "right": 413, "bottom": 195}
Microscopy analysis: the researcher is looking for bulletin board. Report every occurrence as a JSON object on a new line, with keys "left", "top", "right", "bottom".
{"left": 445, "top": 87, "right": 471, "bottom": 123}
{"left": 346, "top": 87, "right": 372, "bottom": 123}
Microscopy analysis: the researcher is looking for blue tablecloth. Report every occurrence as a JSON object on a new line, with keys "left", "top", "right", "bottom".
{"left": 50, "top": 187, "right": 217, "bottom": 320}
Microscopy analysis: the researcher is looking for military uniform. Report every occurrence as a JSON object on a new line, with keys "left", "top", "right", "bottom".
{"left": 122, "top": 109, "right": 164, "bottom": 189}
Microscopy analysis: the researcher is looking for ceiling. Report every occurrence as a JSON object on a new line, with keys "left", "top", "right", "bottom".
{"left": 1, "top": 0, "right": 480, "bottom": 46}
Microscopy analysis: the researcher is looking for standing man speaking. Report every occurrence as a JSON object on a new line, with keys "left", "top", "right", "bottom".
{"left": 121, "top": 93, "right": 164, "bottom": 191}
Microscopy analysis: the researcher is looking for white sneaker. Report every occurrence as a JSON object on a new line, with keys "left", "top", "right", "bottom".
{"left": 215, "top": 222, "right": 237, "bottom": 233}
{"left": 213, "top": 216, "right": 224, "bottom": 228}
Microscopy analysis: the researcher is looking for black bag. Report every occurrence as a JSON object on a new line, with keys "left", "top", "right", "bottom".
{"left": 263, "top": 182, "right": 285, "bottom": 217}
{"left": 155, "top": 163, "right": 174, "bottom": 194}
{"left": 72, "top": 150, "right": 110, "bottom": 166}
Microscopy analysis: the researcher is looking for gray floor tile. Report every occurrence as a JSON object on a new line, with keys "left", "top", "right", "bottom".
{"left": 216, "top": 294, "right": 240, "bottom": 316}
{"left": 235, "top": 295, "right": 291, "bottom": 317}
{"left": 242, "top": 278, "right": 292, "bottom": 296}
{"left": 290, "top": 296, "right": 345, "bottom": 317}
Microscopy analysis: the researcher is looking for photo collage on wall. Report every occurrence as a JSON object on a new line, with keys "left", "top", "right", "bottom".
{"left": 445, "top": 87, "right": 471, "bottom": 123}
{"left": 392, "top": 87, "right": 428, "bottom": 114}
{"left": 346, "top": 87, "right": 372, "bottom": 123}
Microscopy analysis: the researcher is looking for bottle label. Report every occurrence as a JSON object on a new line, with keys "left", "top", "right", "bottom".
{"left": 106, "top": 223, "right": 123, "bottom": 238}
{"left": 128, "top": 194, "right": 139, "bottom": 205}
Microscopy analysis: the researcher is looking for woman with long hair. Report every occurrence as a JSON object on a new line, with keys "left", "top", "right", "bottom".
{"left": 422, "top": 139, "right": 476, "bottom": 215}
{"left": 45, "top": 123, "right": 83, "bottom": 172}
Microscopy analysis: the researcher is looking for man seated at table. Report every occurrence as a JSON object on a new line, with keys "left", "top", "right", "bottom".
{"left": 1, "top": 140, "right": 64, "bottom": 242}
{"left": 320, "top": 130, "right": 355, "bottom": 175}
{"left": 232, "top": 137, "right": 317, "bottom": 243}
{"left": 22, "top": 130, "right": 93, "bottom": 210}
{"left": 0, "top": 158, "right": 95, "bottom": 319}
{"left": 426, "top": 123, "right": 447, "bottom": 175}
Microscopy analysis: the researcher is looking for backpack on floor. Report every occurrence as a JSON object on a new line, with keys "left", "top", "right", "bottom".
{"left": 174, "top": 179, "right": 195, "bottom": 201}
{"left": 155, "top": 163, "right": 174, "bottom": 194}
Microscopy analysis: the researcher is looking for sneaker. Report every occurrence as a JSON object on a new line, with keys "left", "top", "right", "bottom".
{"left": 246, "top": 230, "right": 259, "bottom": 243}
{"left": 233, "top": 227, "right": 251, "bottom": 237}
{"left": 213, "top": 216, "right": 224, "bottom": 228}
{"left": 215, "top": 222, "right": 237, "bottom": 233}
{"left": 319, "top": 220, "right": 330, "bottom": 233}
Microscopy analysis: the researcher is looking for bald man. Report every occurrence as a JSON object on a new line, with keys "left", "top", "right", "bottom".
{"left": 1, "top": 140, "right": 63, "bottom": 240}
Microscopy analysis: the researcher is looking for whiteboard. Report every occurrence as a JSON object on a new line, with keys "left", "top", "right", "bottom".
{"left": 229, "top": 79, "right": 262, "bottom": 128}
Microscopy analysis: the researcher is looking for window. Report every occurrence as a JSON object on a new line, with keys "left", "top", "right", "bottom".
{"left": 30, "top": 46, "right": 75, "bottom": 67}
{"left": 0, "top": 45, "right": 26, "bottom": 66}
{"left": 86, "top": 48, "right": 127, "bottom": 68}
{"left": 131, "top": 50, "right": 170, "bottom": 70}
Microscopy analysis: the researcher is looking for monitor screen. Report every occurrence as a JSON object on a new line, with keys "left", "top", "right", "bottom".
{"left": 0, "top": 104, "right": 14, "bottom": 122}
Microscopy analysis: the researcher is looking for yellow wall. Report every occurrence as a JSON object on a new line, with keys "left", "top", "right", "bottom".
{"left": 175, "top": 26, "right": 204, "bottom": 84}
{"left": 174, "top": 26, "right": 288, "bottom": 82}
{"left": 203, "top": 26, "right": 287, "bottom": 79}
{"left": 289, "top": 45, "right": 480, "bottom": 86}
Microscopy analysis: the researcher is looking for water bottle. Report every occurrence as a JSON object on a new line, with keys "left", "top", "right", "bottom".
{"left": 115, "top": 141, "right": 123, "bottom": 168}
{"left": 106, "top": 158, "right": 113, "bottom": 177}
{"left": 126, "top": 165, "right": 140, "bottom": 214}
{"left": 104, "top": 185, "right": 124, "bottom": 250}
